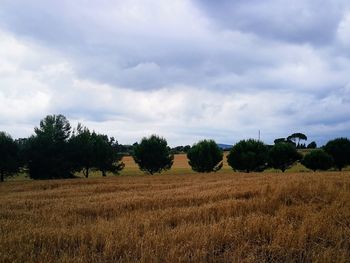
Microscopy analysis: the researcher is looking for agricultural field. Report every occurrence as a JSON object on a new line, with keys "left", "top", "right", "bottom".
{"left": 1, "top": 167, "right": 350, "bottom": 262}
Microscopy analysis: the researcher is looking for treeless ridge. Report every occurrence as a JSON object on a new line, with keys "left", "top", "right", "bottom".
{"left": 1, "top": 172, "right": 350, "bottom": 262}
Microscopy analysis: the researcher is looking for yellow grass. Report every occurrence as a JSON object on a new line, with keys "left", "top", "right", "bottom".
{"left": 1, "top": 171, "right": 350, "bottom": 262}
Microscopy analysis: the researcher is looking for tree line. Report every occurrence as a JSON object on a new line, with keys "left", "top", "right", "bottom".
{"left": 1, "top": 114, "right": 350, "bottom": 181}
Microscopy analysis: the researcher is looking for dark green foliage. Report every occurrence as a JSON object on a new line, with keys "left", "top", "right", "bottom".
{"left": 69, "top": 124, "right": 95, "bottom": 178}
{"left": 269, "top": 143, "right": 302, "bottom": 172}
{"left": 26, "top": 114, "right": 74, "bottom": 179}
{"left": 324, "top": 138, "right": 350, "bottom": 171}
{"left": 94, "top": 134, "right": 124, "bottom": 176}
{"left": 0, "top": 132, "right": 20, "bottom": 182}
{"left": 187, "top": 140, "right": 223, "bottom": 173}
{"left": 307, "top": 141, "right": 317, "bottom": 149}
{"left": 227, "top": 139, "right": 268, "bottom": 173}
{"left": 70, "top": 125, "right": 124, "bottom": 177}
{"left": 274, "top": 138, "right": 286, "bottom": 144}
{"left": 133, "top": 135, "right": 173, "bottom": 175}
{"left": 302, "top": 150, "right": 333, "bottom": 171}
{"left": 287, "top": 133, "right": 307, "bottom": 148}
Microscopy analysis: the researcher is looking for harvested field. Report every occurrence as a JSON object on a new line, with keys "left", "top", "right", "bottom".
{"left": 1, "top": 172, "right": 350, "bottom": 262}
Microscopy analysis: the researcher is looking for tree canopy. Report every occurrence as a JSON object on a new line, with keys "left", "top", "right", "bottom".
{"left": 227, "top": 139, "right": 268, "bottom": 173}
{"left": 133, "top": 135, "right": 174, "bottom": 175}
{"left": 301, "top": 149, "right": 333, "bottom": 172}
{"left": 26, "top": 114, "right": 74, "bottom": 179}
{"left": 268, "top": 142, "right": 302, "bottom": 172}
{"left": 0, "top": 132, "right": 20, "bottom": 182}
{"left": 324, "top": 138, "right": 350, "bottom": 171}
{"left": 187, "top": 140, "right": 223, "bottom": 173}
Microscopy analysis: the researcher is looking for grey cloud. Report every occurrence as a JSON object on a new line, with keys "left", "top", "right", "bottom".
{"left": 195, "top": 0, "right": 350, "bottom": 45}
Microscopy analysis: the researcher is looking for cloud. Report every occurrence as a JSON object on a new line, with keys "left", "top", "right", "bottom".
{"left": 0, "top": 1, "right": 350, "bottom": 146}
{"left": 195, "top": 0, "right": 350, "bottom": 45}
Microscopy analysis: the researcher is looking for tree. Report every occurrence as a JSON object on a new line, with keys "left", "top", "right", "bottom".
{"left": 287, "top": 133, "right": 307, "bottom": 148}
{"left": 187, "top": 140, "right": 223, "bottom": 173}
{"left": 0, "top": 132, "right": 20, "bottom": 182}
{"left": 94, "top": 134, "right": 125, "bottom": 176}
{"left": 324, "top": 138, "right": 350, "bottom": 171}
{"left": 69, "top": 124, "right": 95, "bottom": 178}
{"left": 133, "top": 135, "right": 173, "bottom": 174}
{"left": 227, "top": 139, "right": 268, "bottom": 173}
{"left": 268, "top": 142, "right": 302, "bottom": 172}
{"left": 26, "top": 114, "right": 73, "bottom": 179}
{"left": 301, "top": 150, "right": 333, "bottom": 172}
{"left": 307, "top": 141, "right": 317, "bottom": 149}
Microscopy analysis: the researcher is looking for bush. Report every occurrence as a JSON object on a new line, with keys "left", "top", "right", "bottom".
{"left": 324, "top": 138, "right": 350, "bottom": 171}
{"left": 187, "top": 140, "right": 223, "bottom": 173}
{"left": 301, "top": 150, "right": 333, "bottom": 171}
{"left": 227, "top": 139, "right": 268, "bottom": 173}
{"left": 307, "top": 141, "right": 317, "bottom": 149}
{"left": 133, "top": 135, "right": 174, "bottom": 174}
{"left": 269, "top": 143, "right": 302, "bottom": 172}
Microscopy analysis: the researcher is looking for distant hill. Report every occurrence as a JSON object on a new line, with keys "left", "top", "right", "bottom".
{"left": 217, "top": 143, "right": 232, "bottom": 150}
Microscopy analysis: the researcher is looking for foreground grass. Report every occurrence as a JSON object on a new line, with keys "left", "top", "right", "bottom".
{"left": 1, "top": 172, "right": 350, "bottom": 262}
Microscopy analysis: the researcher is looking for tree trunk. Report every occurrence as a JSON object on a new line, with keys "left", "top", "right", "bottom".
{"left": 84, "top": 167, "right": 89, "bottom": 178}
{"left": 0, "top": 171, "right": 4, "bottom": 182}
{"left": 102, "top": 170, "right": 106, "bottom": 177}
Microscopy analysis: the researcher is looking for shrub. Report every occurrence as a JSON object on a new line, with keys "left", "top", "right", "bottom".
{"left": 269, "top": 143, "right": 302, "bottom": 172}
{"left": 187, "top": 140, "right": 223, "bottom": 173}
{"left": 227, "top": 139, "right": 268, "bottom": 173}
{"left": 133, "top": 135, "right": 174, "bottom": 174}
{"left": 301, "top": 150, "right": 333, "bottom": 171}
{"left": 324, "top": 138, "right": 350, "bottom": 171}
{"left": 307, "top": 141, "right": 317, "bottom": 149}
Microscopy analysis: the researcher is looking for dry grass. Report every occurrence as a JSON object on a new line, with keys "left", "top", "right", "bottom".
{"left": 1, "top": 171, "right": 350, "bottom": 262}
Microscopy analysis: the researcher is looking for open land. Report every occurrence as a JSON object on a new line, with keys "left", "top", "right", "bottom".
{"left": 1, "top": 155, "right": 350, "bottom": 262}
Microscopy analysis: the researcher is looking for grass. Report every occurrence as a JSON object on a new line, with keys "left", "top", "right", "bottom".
{"left": 1, "top": 170, "right": 350, "bottom": 262}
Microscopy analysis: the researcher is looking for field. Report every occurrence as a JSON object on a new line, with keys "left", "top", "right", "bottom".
{"left": 1, "top": 161, "right": 350, "bottom": 262}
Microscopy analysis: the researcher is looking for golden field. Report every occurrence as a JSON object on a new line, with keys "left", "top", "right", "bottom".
{"left": 1, "top": 168, "right": 350, "bottom": 262}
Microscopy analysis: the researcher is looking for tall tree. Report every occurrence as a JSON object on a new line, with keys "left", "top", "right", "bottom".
{"left": 94, "top": 134, "right": 125, "bottom": 176}
{"left": 26, "top": 114, "right": 73, "bottom": 179}
{"left": 287, "top": 133, "right": 307, "bottom": 147}
{"left": 0, "top": 132, "right": 20, "bottom": 182}
{"left": 69, "top": 124, "right": 95, "bottom": 178}
{"left": 133, "top": 135, "right": 173, "bottom": 175}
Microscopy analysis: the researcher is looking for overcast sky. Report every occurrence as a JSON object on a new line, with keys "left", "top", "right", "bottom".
{"left": 1, "top": 0, "right": 350, "bottom": 146}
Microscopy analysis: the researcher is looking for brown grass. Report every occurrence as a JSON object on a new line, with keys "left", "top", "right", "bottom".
{"left": 1, "top": 172, "right": 350, "bottom": 262}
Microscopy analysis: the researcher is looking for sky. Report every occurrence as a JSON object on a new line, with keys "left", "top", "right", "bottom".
{"left": 0, "top": 0, "right": 350, "bottom": 146}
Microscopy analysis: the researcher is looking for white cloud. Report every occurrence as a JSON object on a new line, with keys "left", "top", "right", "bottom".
{"left": 0, "top": 1, "right": 350, "bottom": 146}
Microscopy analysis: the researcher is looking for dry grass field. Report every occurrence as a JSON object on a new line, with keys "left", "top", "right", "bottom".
{"left": 1, "top": 170, "right": 350, "bottom": 262}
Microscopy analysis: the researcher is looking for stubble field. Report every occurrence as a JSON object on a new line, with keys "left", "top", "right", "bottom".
{"left": 1, "top": 156, "right": 350, "bottom": 262}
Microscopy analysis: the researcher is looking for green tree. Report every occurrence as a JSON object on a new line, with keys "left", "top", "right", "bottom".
{"left": 69, "top": 124, "right": 95, "bottom": 178}
{"left": 133, "top": 135, "right": 173, "bottom": 175}
{"left": 287, "top": 133, "right": 307, "bottom": 148}
{"left": 187, "top": 140, "right": 223, "bottom": 173}
{"left": 227, "top": 139, "right": 268, "bottom": 173}
{"left": 94, "top": 134, "right": 125, "bottom": 177}
{"left": 268, "top": 142, "right": 302, "bottom": 172}
{"left": 301, "top": 150, "right": 333, "bottom": 172}
{"left": 0, "top": 132, "right": 20, "bottom": 182}
{"left": 324, "top": 138, "right": 350, "bottom": 171}
{"left": 26, "top": 114, "right": 73, "bottom": 179}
